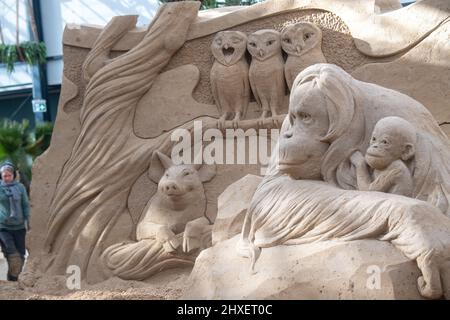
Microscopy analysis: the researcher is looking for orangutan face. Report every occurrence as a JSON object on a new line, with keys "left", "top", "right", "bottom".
{"left": 277, "top": 82, "right": 330, "bottom": 179}
{"left": 365, "top": 116, "right": 416, "bottom": 170}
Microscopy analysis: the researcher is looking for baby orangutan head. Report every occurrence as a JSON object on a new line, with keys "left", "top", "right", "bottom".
{"left": 365, "top": 116, "right": 417, "bottom": 170}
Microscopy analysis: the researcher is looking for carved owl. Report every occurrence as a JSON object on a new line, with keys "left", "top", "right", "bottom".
{"left": 281, "top": 22, "right": 327, "bottom": 90}
{"left": 210, "top": 31, "right": 250, "bottom": 129}
{"left": 247, "top": 29, "right": 286, "bottom": 122}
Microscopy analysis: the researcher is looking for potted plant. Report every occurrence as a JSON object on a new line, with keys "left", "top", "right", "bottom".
{"left": 0, "top": 0, "right": 47, "bottom": 73}
{"left": 0, "top": 41, "right": 47, "bottom": 73}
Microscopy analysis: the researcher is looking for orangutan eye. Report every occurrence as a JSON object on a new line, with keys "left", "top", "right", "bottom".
{"left": 298, "top": 112, "right": 312, "bottom": 123}
{"left": 289, "top": 113, "right": 296, "bottom": 125}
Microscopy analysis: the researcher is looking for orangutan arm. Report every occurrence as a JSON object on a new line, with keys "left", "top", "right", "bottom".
{"left": 369, "top": 162, "right": 403, "bottom": 193}
{"left": 369, "top": 172, "right": 397, "bottom": 193}
{"left": 351, "top": 151, "right": 372, "bottom": 191}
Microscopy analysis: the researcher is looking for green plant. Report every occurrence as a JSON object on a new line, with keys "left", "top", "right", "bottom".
{"left": 159, "top": 0, "right": 262, "bottom": 10}
{"left": 26, "top": 121, "right": 54, "bottom": 158}
{"left": 0, "top": 41, "right": 47, "bottom": 73}
{"left": 0, "top": 44, "right": 18, "bottom": 73}
{"left": 20, "top": 41, "right": 47, "bottom": 66}
{"left": 0, "top": 119, "right": 32, "bottom": 183}
{"left": 0, "top": 119, "right": 53, "bottom": 187}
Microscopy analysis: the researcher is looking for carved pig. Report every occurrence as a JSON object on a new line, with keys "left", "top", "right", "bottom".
{"left": 136, "top": 151, "right": 216, "bottom": 253}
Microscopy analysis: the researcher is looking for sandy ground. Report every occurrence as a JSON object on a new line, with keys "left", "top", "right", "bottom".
{"left": 0, "top": 258, "right": 191, "bottom": 300}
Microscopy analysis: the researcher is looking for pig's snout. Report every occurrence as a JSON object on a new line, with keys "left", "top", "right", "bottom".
{"left": 160, "top": 181, "right": 184, "bottom": 196}
{"left": 164, "top": 182, "right": 178, "bottom": 192}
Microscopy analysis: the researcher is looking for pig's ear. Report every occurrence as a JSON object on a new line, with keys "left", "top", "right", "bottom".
{"left": 148, "top": 151, "right": 173, "bottom": 183}
{"left": 195, "top": 163, "right": 217, "bottom": 183}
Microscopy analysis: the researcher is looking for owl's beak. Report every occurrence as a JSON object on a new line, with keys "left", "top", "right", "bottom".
{"left": 296, "top": 46, "right": 302, "bottom": 54}
{"left": 259, "top": 49, "right": 264, "bottom": 58}
{"left": 224, "top": 44, "right": 229, "bottom": 50}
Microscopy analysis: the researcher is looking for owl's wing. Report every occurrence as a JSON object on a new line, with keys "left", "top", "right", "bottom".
{"left": 275, "top": 67, "right": 287, "bottom": 97}
{"left": 242, "top": 76, "right": 250, "bottom": 118}
{"left": 249, "top": 76, "right": 261, "bottom": 109}
{"left": 210, "top": 75, "right": 222, "bottom": 115}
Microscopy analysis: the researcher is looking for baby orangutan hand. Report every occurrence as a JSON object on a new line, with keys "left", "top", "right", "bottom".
{"left": 350, "top": 150, "right": 365, "bottom": 167}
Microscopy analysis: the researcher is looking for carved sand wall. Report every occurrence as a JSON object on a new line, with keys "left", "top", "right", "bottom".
{"left": 29, "top": 0, "right": 450, "bottom": 292}
{"left": 164, "top": 9, "right": 373, "bottom": 106}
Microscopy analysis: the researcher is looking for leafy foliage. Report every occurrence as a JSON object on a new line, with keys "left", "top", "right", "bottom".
{"left": 0, "top": 41, "right": 47, "bottom": 73}
{"left": 159, "top": 0, "right": 263, "bottom": 10}
{"left": 0, "top": 119, "right": 53, "bottom": 187}
{"left": 19, "top": 41, "right": 47, "bottom": 66}
{"left": 26, "top": 121, "right": 54, "bottom": 159}
{"left": 0, "top": 44, "right": 18, "bottom": 73}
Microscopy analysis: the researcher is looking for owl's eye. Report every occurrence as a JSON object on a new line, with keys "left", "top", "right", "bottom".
{"left": 215, "top": 39, "right": 222, "bottom": 46}
{"left": 283, "top": 38, "right": 291, "bottom": 44}
{"left": 249, "top": 42, "right": 257, "bottom": 47}
{"left": 266, "top": 40, "right": 275, "bottom": 46}
{"left": 304, "top": 33, "right": 313, "bottom": 41}
{"left": 231, "top": 37, "right": 242, "bottom": 44}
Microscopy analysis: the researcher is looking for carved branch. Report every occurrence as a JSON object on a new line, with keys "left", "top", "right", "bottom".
{"left": 214, "top": 115, "right": 286, "bottom": 132}
{"left": 82, "top": 16, "right": 138, "bottom": 82}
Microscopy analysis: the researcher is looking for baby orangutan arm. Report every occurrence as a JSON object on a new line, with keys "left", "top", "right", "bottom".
{"left": 369, "top": 162, "right": 403, "bottom": 193}
{"left": 351, "top": 151, "right": 372, "bottom": 191}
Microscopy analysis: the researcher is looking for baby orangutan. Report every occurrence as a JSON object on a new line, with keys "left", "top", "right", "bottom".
{"left": 351, "top": 116, "right": 416, "bottom": 197}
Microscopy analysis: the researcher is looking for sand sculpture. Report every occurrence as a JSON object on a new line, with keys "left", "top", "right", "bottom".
{"left": 210, "top": 31, "right": 250, "bottom": 129}
{"left": 101, "top": 152, "right": 215, "bottom": 280}
{"left": 247, "top": 29, "right": 286, "bottom": 123}
{"left": 236, "top": 64, "right": 450, "bottom": 300}
{"left": 351, "top": 116, "right": 417, "bottom": 197}
{"left": 28, "top": 0, "right": 450, "bottom": 299}
{"left": 281, "top": 22, "right": 327, "bottom": 90}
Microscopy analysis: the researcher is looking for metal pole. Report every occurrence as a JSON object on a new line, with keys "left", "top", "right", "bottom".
{"left": 28, "top": 0, "right": 51, "bottom": 123}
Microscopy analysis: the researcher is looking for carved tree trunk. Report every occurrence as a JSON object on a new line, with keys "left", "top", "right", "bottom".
{"left": 43, "top": 2, "right": 201, "bottom": 281}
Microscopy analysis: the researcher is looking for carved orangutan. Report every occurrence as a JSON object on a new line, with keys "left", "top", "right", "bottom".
{"left": 274, "top": 64, "right": 449, "bottom": 211}
{"left": 238, "top": 64, "right": 450, "bottom": 299}
{"left": 351, "top": 116, "right": 417, "bottom": 197}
